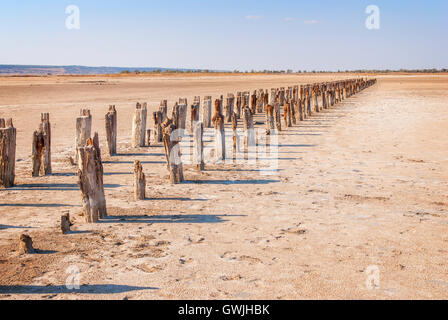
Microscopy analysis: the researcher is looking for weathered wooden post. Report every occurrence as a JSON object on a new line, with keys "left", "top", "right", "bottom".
{"left": 225, "top": 94, "right": 234, "bottom": 123}
{"left": 212, "top": 99, "right": 226, "bottom": 162}
{"left": 134, "top": 160, "right": 146, "bottom": 200}
{"left": 231, "top": 112, "right": 239, "bottom": 158}
{"left": 132, "top": 103, "right": 147, "bottom": 147}
{"left": 61, "top": 212, "right": 71, "bottom": 234}
{"left": 193, "top": 121, "right": 204, "bottom": 171}
{"left": 178, "top": 98, "right": 187, "bottom": 130}
{"left": 265, "top": 105, "right": 275, "bottom": 135}
{"left": 0, "top": 118, "right": 16, "bottom": 188}
{"left": 75, "top": 109, "right": 92, "bottom": 162}
{"left": 146, "top": 129, "right": 151, "bottom": 147}
{"left": 243, "top": 106, "right": 255, "bottom": 153}
{"left": 19, "top": 234, "right": 34, "bottom": 254}
{"left": 77, "top": 133, "right": 107, "bottom": 223}
{"left": 189, "top": 103, "right": 199, "bottom": 135}
{"left": 31, "top": 113, "right": 51, "bottom": 176}
{"left": 314, "top": 86, "right": 320, "bottom": 113}
{"left": 236, "top": 92, "right": 242, "bottom": 119}
{"left": 160, "top": 100, "right": 168, "bottom": 122}
{"left": 274, "top": 101, "right": 282, "bottom": 132}
{"left": 250, "top": 91, "right": 257, "bottom": 114}
{"left": 257, "top": 89, "right": 264, "bottom": 113}
{"left": 162, "top": 119, "right": 184, "bottom": 184}
{"left": 153, "top": 111, "right": 163, "bottom": 143}
{"left": 284, "top": 100, "right": 292, "bottom": 127}
{"left": 201, "top": 96, "right": 212, "bottom": 128}
{"left": 105, "top": 105, "right": 117, "bottom": 156}
{"left": 306, "top": 87, "right": 312, "bottom": 116}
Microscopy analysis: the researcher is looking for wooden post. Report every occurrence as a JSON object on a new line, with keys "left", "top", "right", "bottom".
{"left": 236, "top": 92, "right": 242, "bottom": 119}
{"left": 132, "top": 103, "right": 147, "bottom": 147}
{"left": 105, "top": 105, "right": 117, "bottom": 156}
{"left": 212, "top": 99, "right": 226, "bottom": 162}
{"left": 265, "top": 105, "right": 275, "bottom": 135}
{"left": 231, "top": 112, "right": 240, "bottom": 158}
{"left": 201, "top": 96, "right": 212, "bottom": 128}
{"left": 178, "top": 98, "right": 187, "bottom": 130}
{"left": 243, "top": 106, "right": 255, "bottom": 152}
{"left": 162, "top": 119, "right": 184, "bottom": 184}
{"left": 190, "top": 103, "right": 199, "bottom": 135}
{"left": 193, "top": 121, "right": 204, "bottom": 171}
{"left": 159, "top": 100, "right": 168, "bottom": 122}
{"left": 75, "top": 109, "right": 92, "bottom": 162}
{"left": 61, "top": 212, "right": 71, "bottom": 234}
{"left": 225, "top": 94, "right": 234, "bottom": 123}
{"left": 153, "top": 111, "right": 163, "bottom": 143}
{"left": 19, "top": 234, "right": 34, "bottom": 254}
{"left": 77, "top": 134, "right": 107, "bottom": 223}
{"left": 250, "top": 91, "right": 257, "bottom": 114}
{"left": 0, "top": 118, "right": 16, "bottom": 188}
{"left": 274, "top": 102, "right": 282, "bottom": 132}
{"left": 134, "top": 160, "right": 146, "bottom": 200}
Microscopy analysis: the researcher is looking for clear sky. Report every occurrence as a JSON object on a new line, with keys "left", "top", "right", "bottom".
{"left": 0, "top": 0, "right": 446, "bottom": 71}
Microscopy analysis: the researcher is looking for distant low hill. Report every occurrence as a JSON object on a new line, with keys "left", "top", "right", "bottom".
{"left": 0, "top": 65, "right": 215, "bottom": 75}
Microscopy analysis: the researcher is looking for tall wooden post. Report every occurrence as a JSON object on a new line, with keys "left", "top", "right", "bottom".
{"left": 162, "top": 119, "right": 184, "bottom": 184}
{"left": 153, "top": 111, "right": 163, "bottom": 143}
{"left": 236, "top": 92, "right": 242, "bottom": 119}
{"left": 243, "top": 106, "right": 255, "bottom": 154}
{"left": 193, "top": 121, "right": 204, "bottom": 171}
{"left": 105, "top": 105, "right": 117, "bottom": 156}
{"left": 77, "top": 134, "right": 106, "bottom": 223}
{"left": 212, "top": 99, "right": 226, "bottom": 162}
{"left": 231, "top": 112, "right": 240, "bottom": 158}
{"left": 274, "top": 101, "right": 282, "bottom": 132}
{"left": 178, "top": 99, "right": 187, "bottom": 130}
{"left": 132, "top": 103, "right": 147, "bottom": 147}
{"left": 265, "top": 105, "right": 275, "bottom": 135}
{"left": 225, "top": 94, "right": 234, "bottom": 123}
{"left": 159, "top": 100, "right": 168, "bottom": 122}
{"left": 75, "top": 109, "right": 92, "bottom": 163}
{"left": 32, "top": 113, "right": 51, "bottom": 176}
{"left": 0, "top": 119, "right": 16, "bottom": 188}
{"left": 201, "top": 96, "right": 212, "bottom": 128}
{"left": 134, "top": 160, "right": 146, "bottom": 201}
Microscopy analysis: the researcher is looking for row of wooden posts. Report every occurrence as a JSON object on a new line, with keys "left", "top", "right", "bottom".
{"left": 0, "top": 78, "right": 377, "bottom": 223}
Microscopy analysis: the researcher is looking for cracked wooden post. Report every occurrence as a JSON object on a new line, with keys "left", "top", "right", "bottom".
{"left": 284, "top": 99, "right": 292, "bottom": 128}
{"left": 190, "top": 102, "right": 199, "bottom": 135}
{"left": 105, "top": 105, "right": 117, "bottom": 156}
{"left": 236, "top": 92, "right": 242, "bottom": 119}
{"left": 265, "top": 105, "right": 275, "bottom": 135}
{"left": 231, "top": 112, "right": 239, "bottom": 159}
{"left": 0, "top": 118, "right": 16, "bottom": 188}
{"left": 159, "top": 100, "right": 168, "bottom": 122}
{"left": 201, "top": 96, "right": 212, "bottom": 128}
{"left": 250, "top": 91, "right": 257, "bottom": 114}
{"left": 75, "top": 109, "right": 92, "bottom": 162}
{"left": 162, "top": 119, "right": 184, "bottom": 184}
{"left": 193, "top": 121, "right": 204, "bottom": 171}
{"left": 146, "top": 129, "right": 151, "bottom": 147}
{"left": 77, "top": 133, "right": 107, "bottom": 223}
{"left": 134, "top": 160, "right": 146, "bottom": 201}
{"left": 132, "top": 103, "right": 147, "bottom": 147}
{"left": 314, "top": 85, "right": 320, "bottom": 113}
{"left": 257, "top": 89, "right": 264, "bottom": 113}
{"left": 212, "top": 99, "right": 226, "bottom": 162}
{"left": 225, "top": 94, "right": 234, "bottom": 123}
{"left": 178, "top": 99, "right": 187, "bottom": 130}
{"left": 19, "top": 234, "right": 34, "bottom": 254}
{"left": 31, "top": 113, "right": 51, "bottom": 177}
{"left": 153, "top": 111, "right": 163, "bottom": 143}
{"left": 263, "top": 90, "right": 269, "bottom": 111}
{"left": 61, "top": 212, "right": 71, "bottom": 234}
{"left": 306, "top": 86, "right": 312, "bottom": 116}
{"left": 243, "top": 106, "right": 255, "bottom": 157}
{"left": 274, "top": 99, "right": 282, "bottom": 132}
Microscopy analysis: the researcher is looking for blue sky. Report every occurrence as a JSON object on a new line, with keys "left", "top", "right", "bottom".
{"left": 0, "top": 0, "right": 446, "bottom": 71}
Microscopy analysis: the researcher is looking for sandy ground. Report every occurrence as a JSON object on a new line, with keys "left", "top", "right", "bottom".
{"left": 0, "top": 74, "right": 447, "bottom": 300}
